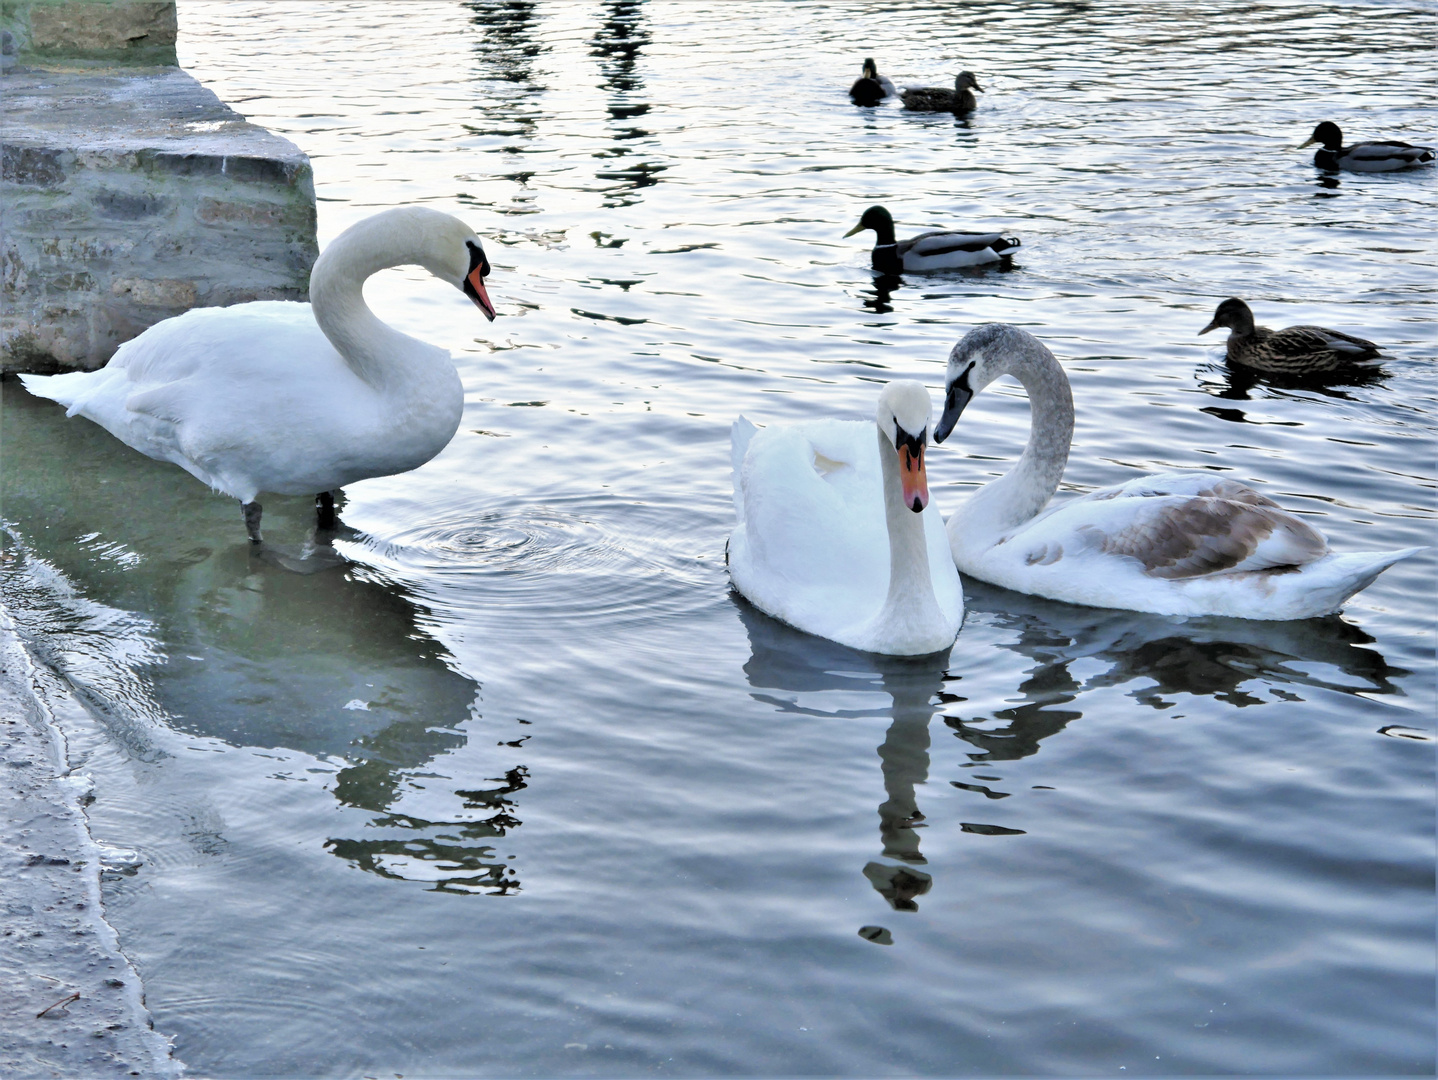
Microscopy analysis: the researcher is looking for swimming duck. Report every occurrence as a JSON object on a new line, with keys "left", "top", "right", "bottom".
{"left": 934, "top": 324, "right": 1420, "bottom": 620}
{"left": 19, "top": 207, "right": 496, "bottom": 543}
{"left": 844, "top": 205, "right": 1019, "bottom": 273}
{"left": 1300, "top": 121, "right": 1435, "bottom": 172}
{"left": 901, "top": 71, "right": 981, "bottom": 113}
{"left": 850, "top": 57, "right": 898, "bottom": 106}
{"left": 729, "top": 381, "right": 964, "bottom": 656}
{"left": 1198, "top": 297, "right": 1382, "bottom": 374}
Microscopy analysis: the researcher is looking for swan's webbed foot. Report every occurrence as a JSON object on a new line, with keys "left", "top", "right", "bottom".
{"left": 242, "top": 500, "right": 263, "bottom": 544}
{"left": 315, "top": 490, "right": 338, "bottom": 531}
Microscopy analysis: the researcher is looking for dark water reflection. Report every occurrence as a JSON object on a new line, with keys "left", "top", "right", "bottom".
{"left": 738, "top": 601, "right": 946, "bottom": 915}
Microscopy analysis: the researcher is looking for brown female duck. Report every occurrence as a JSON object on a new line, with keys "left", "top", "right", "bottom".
{"left": 1199, "top": 298, "right": 1382, "bottom": 374}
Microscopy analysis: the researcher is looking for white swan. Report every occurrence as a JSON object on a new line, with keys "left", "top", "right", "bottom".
{"left": 729, "top": 381, "right": 964, "bottom": 656}
{"left": 18, "top": 207, "right": 496, "bottom": 542}
{"left": 934, "top": 324, "right": 1423, "bottom": 620}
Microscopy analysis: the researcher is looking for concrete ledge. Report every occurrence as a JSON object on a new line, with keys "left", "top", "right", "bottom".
{"left": 2, "top": 1, "right": 178, "bottom": 69}
{"left": 0, "top": 606, "right": 181, "bottom": 1078}
{"left": 2, "top": 66, "right": 318, "bottom": 372}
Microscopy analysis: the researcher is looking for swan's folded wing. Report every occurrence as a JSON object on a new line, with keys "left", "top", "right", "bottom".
{"left": 1075, "top": 472, "right": 1284, "bottom": 509}
{"left": 905, "top": 231, "right": 1008, "bottom": 257}
{"left": 731, "top": 416, "right": 759, "bottom": 521}
{"left": 1073, "top": 495, "right": 1329, "bottom": 579}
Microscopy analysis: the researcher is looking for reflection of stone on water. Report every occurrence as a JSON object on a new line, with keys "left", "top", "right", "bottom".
{"left": 949, "top": 578, "right": 1410, "bottom": 762}
{"left": 735, "top": 599, "right": 947, "bottom": 914}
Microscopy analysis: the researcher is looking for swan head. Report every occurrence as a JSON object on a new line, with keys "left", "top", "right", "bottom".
{"left": 957, "top": 71, "right": 982, "bottom": 92}
{"left": 935, "top": 323, "right": 1045, "bottom": 443}
{"left": 877, "top": 380, "right": 932, "bottom": 514}
{"left": 394, "top": 207, "right": 496, "bottom": 321}
{"left": 1199, "top": 297, "right": 1256, "bottom": 337}
{"left": 1300, "top": 121, "right": 1342, "bottom": 151}
{"left": 844, "top": 205, "right": 895, "bottom": 239}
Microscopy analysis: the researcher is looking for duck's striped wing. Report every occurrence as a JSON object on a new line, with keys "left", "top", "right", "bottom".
{"left": 901, "top": 230, "right": 1019, "bottom": 258}
{"left": 1253, "top": 325, "right": 1382, "bottom": 368}
{"left": 1344, "top": 140, "right": 1436, "bottom": 170}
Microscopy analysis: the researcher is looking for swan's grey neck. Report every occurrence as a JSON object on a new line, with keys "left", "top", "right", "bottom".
{"left": 869, "top": 429, "right": 944, "bottom": 638}
{"left": 308, "top": 219, "right": 442, "bottom": 391}
{"left": 967, "top": 338, "right": 1073, "bottom": 536}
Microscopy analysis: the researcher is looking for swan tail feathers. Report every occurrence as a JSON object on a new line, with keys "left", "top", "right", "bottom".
{"left": 731, "top": 416, "right": 759, "bottom": 522}
{"left": 19, "top": 367, "right": 129, "bottom": 420}
{"left": 1305, "top": 546, "right": 1426, "bottom": 614}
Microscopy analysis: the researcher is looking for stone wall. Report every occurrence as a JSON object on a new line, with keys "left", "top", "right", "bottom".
{"left": 1, "top": 1, "right": 318, "bottom": 373}
{"left": 2, "top": 0, "right": 178, "bottom": 69}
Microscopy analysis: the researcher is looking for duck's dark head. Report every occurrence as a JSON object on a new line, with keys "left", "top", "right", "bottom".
{"left": 844, "top": 205, "right": 896, "bottom": 242}
{"left": 957, "top": 71, "right": 983, "bottom": 93}
{"left": 1300, "top": 121, "right": 1343, "bottom": 152}
{"left": 1199, "top": 297, "right": 1255, "bottom": 337}
{"left": 861, "top": 57, "right": 879, "bottom": 80}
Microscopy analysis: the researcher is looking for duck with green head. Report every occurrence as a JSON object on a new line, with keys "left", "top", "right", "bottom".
{"left": 1300, "top": 121, "right": 1434, "bottom": 173}
{"left": 844, "top": 205, "right": 1019, "bottom": 273}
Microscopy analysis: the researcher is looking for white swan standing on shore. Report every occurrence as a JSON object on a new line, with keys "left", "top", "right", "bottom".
{"left": 19, "top": 207, "right": 496, "bottom": 543}
{"left": 729, "top": 381, "right": 964, "bottom": 656}
{"left": 933, "top": 324, "right": 1422, "bottom": 620}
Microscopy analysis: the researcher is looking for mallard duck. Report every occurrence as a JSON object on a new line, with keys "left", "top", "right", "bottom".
{"left": 933, "top": 324, "right": 1421, "bottom": 620}
{"left": 850, "top": 57, "right": 898, "bottom": 106}
{"left": 900, "top": 71, "right": 981, "bottom": 113}
{"left": 1299, "top": 121, "right": 1434, "bottom": 173}
{"left": 1198, "top": 298, "right": 1382, "bottom": 374}
{"left": 844, "top": 205, "right": 1019, "bottom": 273}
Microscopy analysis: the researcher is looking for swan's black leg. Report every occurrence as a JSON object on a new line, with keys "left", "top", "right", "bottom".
{"left": 242, "top": 501, "right": 263, "bottom": 544}
{"left": 316, "top": 491, "right": 338, "bottom": 531}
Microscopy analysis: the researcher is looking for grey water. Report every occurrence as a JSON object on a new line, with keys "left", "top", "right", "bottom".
{"left": 2, "top": 1, "right": 1435, "bottom": 1075}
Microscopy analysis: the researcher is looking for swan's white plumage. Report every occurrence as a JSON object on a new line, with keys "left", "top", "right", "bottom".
{"left": 729, "top": 386, "right": 963, "bottom": 656}
{"left": 19, "top": 207, "right": 481, "bottom": 513}
{"left": 939, "top": 324, "right": 1423, "bottom": 620}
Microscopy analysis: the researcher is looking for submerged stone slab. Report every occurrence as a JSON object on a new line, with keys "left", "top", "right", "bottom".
{"left": 0, "top": 609, "right": 181, "bottom": 1078}
{"left": 2, "top": 65, "right": 318, "bottom": 372}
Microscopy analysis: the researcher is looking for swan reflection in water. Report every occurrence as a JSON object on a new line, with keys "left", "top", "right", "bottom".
{"left": 161, "top": 544, "right": 525, "bottom": 895}
{"left": 736, "top": 600, "right": 947, "bottom": 921}
{"left": 0, "top": 384, "right": 523, "bottom": 896}
{"left": 953, "top": 577, "right": 1408, "bottom": 762}
{"left": 736, "top": 577, "right": 1408, "bottom": 931}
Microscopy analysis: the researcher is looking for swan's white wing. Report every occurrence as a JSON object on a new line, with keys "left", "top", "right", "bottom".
{"left": 731, "top": 419, "right": 888, "bottom": 636}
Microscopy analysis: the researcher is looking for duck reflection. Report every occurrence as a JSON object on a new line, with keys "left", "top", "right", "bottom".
{"left": 951, "top": 577, "right": 1408, "bottom": 762}
{"left": 862, "top": 272, "right": 904, "bottom": 314}
{"left": 589, "top": 1, "right": 665, "bottom": 207}
{"left": 736, "top": 600, "right": 947, "bottom": 915}
{"left": 1197, "top": 359, "right": 1388, "bottom": 403}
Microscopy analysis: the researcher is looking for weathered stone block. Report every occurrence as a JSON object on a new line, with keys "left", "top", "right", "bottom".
{"left": 2, "top": 66, "right": 318, "bottom": 372}
{"left": 2, "top": 0, "right": 178, "bottom": 67}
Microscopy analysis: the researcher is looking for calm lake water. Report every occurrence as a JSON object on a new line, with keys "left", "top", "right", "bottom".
{"left": 3, "top": 1, "right": 1435, "bottom": 1075}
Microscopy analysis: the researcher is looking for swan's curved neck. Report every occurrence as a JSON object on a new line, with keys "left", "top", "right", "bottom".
{"left": 868, "top": 429, "right": 944, "bottom": 639}
{"left": 308, "top": 219, "right": 445, "bottom": 392}
{"left": 964, "top": 343, "right": 1073, "bottom": 538}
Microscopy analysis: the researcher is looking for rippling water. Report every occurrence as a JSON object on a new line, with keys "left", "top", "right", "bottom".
{"left": 2, "top": 1, "right": 1434, "bottom": 1075}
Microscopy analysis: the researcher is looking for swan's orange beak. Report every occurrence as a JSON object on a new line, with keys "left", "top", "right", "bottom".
{"left": 465, "top": 264, "right": 496, "bottom": 321}
{"left": 900, "top": 440, "right": 929, "bottom": 513}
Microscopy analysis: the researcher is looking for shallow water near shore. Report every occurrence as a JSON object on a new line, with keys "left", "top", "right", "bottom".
{"left": 2, "top": 1, "right": 1435, "bottom": 1075}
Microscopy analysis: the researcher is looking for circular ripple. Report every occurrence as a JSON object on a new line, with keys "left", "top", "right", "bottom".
{"left": 346, "top": 497, "right": 725, "bottom": 632}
